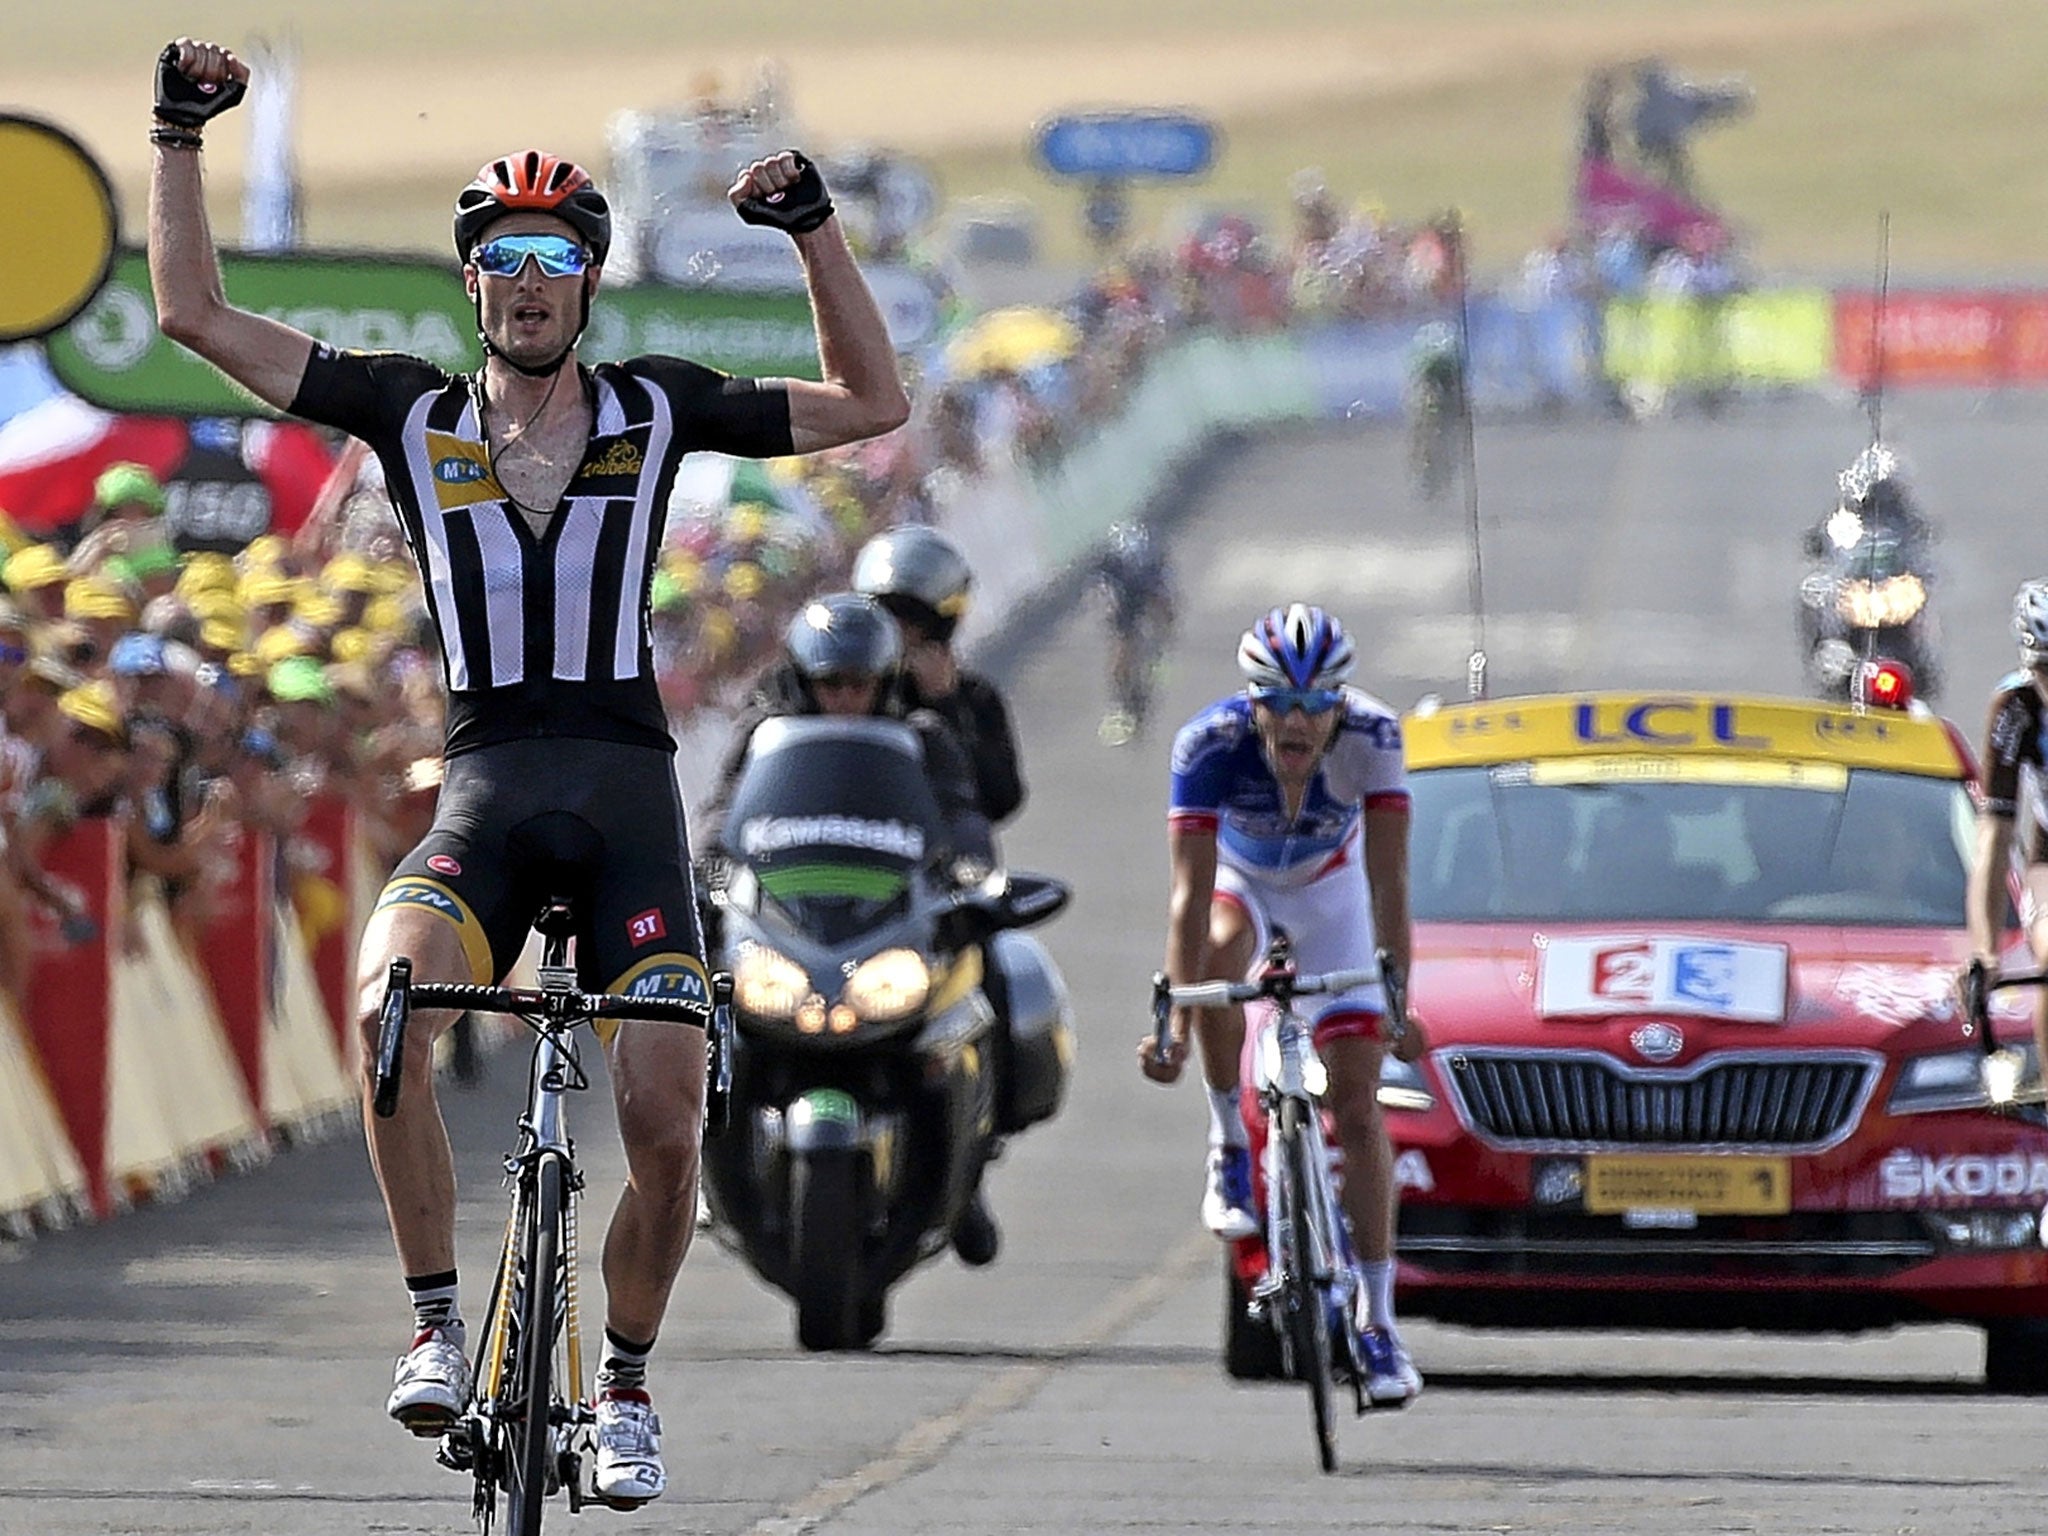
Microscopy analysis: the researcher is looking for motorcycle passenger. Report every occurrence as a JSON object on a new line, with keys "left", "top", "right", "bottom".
{"left": 1807, "top": 445, "right": 1935, "bottom": 561}
{"left": 702, "top": 592, "right": 1004, "bottom": 1261}
{"left": 146, "top": 38, "right": 909, "bottom": 1507}
{"left": 1139, "top": 603, "right": 1426, "bottom": 1406}
{"left": 1966, "top": 580, "right": 2048, "bottom": 1097}
{"left": 852, "top": 525, "right": 1025, "bottom": 828}
{"left": 1092, "top": 521, "right": 1177, "bottom": 746}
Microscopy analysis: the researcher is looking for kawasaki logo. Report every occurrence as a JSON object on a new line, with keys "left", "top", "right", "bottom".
{"left": 739, "top": 815, "right": 925, "bottom": 861}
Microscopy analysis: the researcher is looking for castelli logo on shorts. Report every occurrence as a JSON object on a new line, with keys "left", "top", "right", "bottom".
{"left": 426, "top": 854, "right": 462, "bottom": 877}
{"left": 627, "top": 908, "right": 667, "bottom": 946}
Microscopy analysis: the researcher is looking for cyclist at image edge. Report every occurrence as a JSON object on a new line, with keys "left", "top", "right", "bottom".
{"left": 1139, "top": 603, "right": 1425, "bottom": 1405}
{"left": 147, "top": 39, "right": 908, "bottom": 1507}
{"left": 1965, "top": 581, "right": 2048, "bottom": 1088}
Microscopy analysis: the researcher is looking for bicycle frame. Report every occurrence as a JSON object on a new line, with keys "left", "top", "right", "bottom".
{"left": 1252, "top": 1006, "right": 1356, "bottom": 1342}
{"left": 373, "top": 899, "right": 725, "bottom": 1535}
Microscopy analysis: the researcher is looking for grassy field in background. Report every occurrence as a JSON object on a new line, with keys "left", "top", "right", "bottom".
{"left": 5, "top": 0, "right": 2047, "bottom": 276}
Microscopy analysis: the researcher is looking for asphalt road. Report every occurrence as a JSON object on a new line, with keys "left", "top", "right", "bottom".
{"left": 8, "top": 387, "right": 2048, "bottom": 1535}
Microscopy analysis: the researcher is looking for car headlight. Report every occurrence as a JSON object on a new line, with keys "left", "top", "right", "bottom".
{"left": 1378, "top": 1054, "right": 1436, "bottom": 1112}
{"left": 1887, "top": 1044, "right": 2036, "bottom": 1115}
{"left": 1837, "top": 573, "right": 1925, "bottom": 628}
{"left": 733, "top": 941, "right": 810, "bottom": 1020}
{"left": 841, "top": 948, "right": 931, "bottom": 1021}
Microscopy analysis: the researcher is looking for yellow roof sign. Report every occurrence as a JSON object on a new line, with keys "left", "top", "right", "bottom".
{"left": 1404, "top": 692, "right": 1964, "bottom": 778}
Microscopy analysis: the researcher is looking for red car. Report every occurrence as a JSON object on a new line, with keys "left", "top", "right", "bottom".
{"left": 1367, "top": 687, "right": 2048, "bottom": 1389}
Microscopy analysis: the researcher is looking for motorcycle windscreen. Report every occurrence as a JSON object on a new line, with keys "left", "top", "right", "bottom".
{"left": 721, "top": 717, "right": 947, "bottom": 945}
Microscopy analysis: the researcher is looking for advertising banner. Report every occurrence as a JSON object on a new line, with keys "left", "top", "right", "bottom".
{"left": 48, "top": 250, "right": 842, "bottom": 417}
{"left": 1833, "top": 290, "right": 2048, "bottom": 386}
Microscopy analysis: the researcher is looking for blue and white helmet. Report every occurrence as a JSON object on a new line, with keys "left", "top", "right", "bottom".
{"left": 1237, "top": 603, "right": 1355, "bottom": 690}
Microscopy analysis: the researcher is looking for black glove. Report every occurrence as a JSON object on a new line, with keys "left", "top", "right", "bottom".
{"left": 155, "top": 42, "right": 248, "bottom": 128}
{"left": 734, "top": 151, "right": 835, "bottom": 235}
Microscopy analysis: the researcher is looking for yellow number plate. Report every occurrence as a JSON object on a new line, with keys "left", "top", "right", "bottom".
{"left": 1584, "top": 1155, "right": 1791, "bottom": 1215}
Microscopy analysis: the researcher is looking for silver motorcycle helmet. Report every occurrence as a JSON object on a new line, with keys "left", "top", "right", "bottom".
{"left": 852, "top": 525, "right": 973, "bottom": 642}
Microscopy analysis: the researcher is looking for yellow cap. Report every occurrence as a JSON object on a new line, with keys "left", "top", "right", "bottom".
{"left": 255, "top": 625, "right": 311, "bottom": 664}
{"left": 199, "top": 617, "right": 242, "bottom": 653}
{"left": 64, "top": 577, "right": 137, "bottom": 622}
{"left": 371, "top": 559, "right": 414, "bottom": 594}
{"left": 176, "top": 552, "right": 238, "bottom": 596}
{"left": 727, "top": 503, "right": 771, "bottom": 544}
{"left": 664, "top": 553, "right": 703, "bottom": 594}
{"left": 330, "top": 626, "right": 377, "bottom": 664}
{"left": 187, "top": 588, "right": 246, "bottom": 626}
{"left": 295, "top": 590, "right": 344, "bottom": 629}
{"left": 4, "top": 545, "right": 67, "bottom": 592}
{"left": 240, "top": 570, "right": 303, "bottom": 607}
{"left": 227, "top": 650, "right": 265, "bottom": 678}
{"left": 57, "top": 680, "right": 123, "bottom": 740}
{"left": 363, "top": 594, "right": 407, "bottom": 633}
{"left": 723, "top": 561, "right": 764, "bottom": 601}
{"left": 237, "top": 535, "right": 287, "bottom": 572}
{"left": 322, "top": 553, "right": 379, "bottom": 594}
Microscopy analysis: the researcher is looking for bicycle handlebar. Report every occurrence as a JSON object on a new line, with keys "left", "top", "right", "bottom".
{"left": 1146, "top": 953, "right": 1416, "bottom": 1068}
{"left": 407, "top": 980, "right": 712, "bottom": 1028}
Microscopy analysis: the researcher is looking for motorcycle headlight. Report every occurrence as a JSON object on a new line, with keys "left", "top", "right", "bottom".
{"left": 733, "top": 941, "right": 810, "bottom": 1020}
{"left": 840, "top": 948, "right": 931, "bottom": 1022}
{"left": 1837, "top": 573, "right": 1925, "bottom": 628}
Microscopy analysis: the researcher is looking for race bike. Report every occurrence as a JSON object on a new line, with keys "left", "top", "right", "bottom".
{"left": 1797, "top": 517, "right": 1941, "bottom": 701}
{"left": 700, "top": 716, "right": 1073, "bottom": 1350}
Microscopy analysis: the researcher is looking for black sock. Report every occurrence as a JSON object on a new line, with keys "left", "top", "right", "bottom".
{"left": 405, "top": 1269, "right": 464, "bottom": 1348}
{"left": 597, "top": 1327, "right": 655, "bottom": 1394}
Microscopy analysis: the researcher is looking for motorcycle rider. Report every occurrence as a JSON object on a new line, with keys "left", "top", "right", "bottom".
{"left": 145, "top": 38, "right": 908, "bottom": 1505}
{"left": 1139, "top": 604, "right": 1425, "bottom": 1406}
{"left": 700, "top": 592, "right": 1006, "bottom": 1264}
{"left": 1806, "top": 445, "right": 1935, "bottom": 561}
{"left": 852, "top": 525, "right": 1025, "bottom": 829}
{"left": 1091, "top": 521, "right": 1176, "bottom": 746}
{"left": 1966, "top": 581, "right": 2048, "bottom": 1099}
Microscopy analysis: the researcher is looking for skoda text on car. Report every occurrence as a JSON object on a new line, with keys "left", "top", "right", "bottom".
{"left": 1382, "top": 685, "right": 2048, "bottom": 1388}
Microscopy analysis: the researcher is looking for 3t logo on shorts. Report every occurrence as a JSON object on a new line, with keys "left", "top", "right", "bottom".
{"left": 627, "top": 908, "right": 667, "bottom": 947}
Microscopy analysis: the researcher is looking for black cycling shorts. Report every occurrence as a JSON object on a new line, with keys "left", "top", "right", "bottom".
{"left": 374, "top": 738, "right": 711, "bottom": 1029}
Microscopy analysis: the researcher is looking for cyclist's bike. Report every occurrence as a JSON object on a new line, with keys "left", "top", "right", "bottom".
{"left": 372, "top": 898, "right": 734, "bottom": 1536}
{"left": 1151, "top": 937, "right": 1414, "bottom": 1473}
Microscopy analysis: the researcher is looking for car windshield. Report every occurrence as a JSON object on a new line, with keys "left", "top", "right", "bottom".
{"left": 1409, "top": 759, "right": 1972, "bottom": 926}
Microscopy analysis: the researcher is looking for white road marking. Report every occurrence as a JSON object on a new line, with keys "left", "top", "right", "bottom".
{"left": 743, "top": 1229, "right": 1213, "bottom": 1536}
{"left": 1199, "top": 540, "right": 1468, "bottom": 606}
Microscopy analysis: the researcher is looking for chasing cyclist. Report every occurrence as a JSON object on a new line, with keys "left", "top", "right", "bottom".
{"left": 148, "top": 39, "right": 908, "bottom": 1505}
{"left": 1966, "top": 581, "right": 2048, "bottom": 1098}
{"left": 1139, "top": 604, "right": 1424, "bottom": 1405}
{"left": 1091, "top": 521, "right": 1176, "bottom": 746}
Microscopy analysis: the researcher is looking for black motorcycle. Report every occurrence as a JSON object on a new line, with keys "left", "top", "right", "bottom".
{"left": 1797, "top": 518, "right": 1940, "bottom": 701}
{"left": 700, "top": 717, "right": 1073, "bottom": 1350}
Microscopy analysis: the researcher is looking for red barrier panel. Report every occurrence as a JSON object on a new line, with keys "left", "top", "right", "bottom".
{"left": 196, "top": 832, "right": 273, "bottom": 1118}
{"left": 20, "top": 820, "right": 119, "bottom": 1216}
{"left": 1834, "top": 292, "right": 2005, "bottom": 386}
{"left": 296, "top": 796, "right": 355, "bottom": 1054}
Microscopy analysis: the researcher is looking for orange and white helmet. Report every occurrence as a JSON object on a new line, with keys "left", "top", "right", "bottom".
{"left": 453, "top": 151, "right": 611, "bottom": 264}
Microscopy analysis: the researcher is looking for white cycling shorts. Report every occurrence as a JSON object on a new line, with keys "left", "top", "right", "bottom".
{"left": 1213, "top": 838, "right": 1385, "bottom": 1044}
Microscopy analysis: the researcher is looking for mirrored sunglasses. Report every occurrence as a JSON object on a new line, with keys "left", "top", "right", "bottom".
{"left": 1249, "top": 685, "right": 1344, "bottom": 716}
{"left": 471, "top": 233, "right": 591, "bottom": 280}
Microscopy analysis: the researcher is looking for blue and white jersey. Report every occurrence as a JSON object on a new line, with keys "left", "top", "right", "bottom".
{"left": 1167, "top": 690, "right": 1409, "bottom": 888}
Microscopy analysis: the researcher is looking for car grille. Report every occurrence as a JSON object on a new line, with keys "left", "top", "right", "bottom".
{"left": 1441, "top": 1049, "right": 1879, "bottom": 1152}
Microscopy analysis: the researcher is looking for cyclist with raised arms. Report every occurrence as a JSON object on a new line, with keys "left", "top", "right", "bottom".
{"left": 147, "top": 39, "right": 908, "bottom": 1506}
{"left": 1967, "top": 582, "right": 2048, "bottom": 1096}
{"left": 1139, "top": 604, "right": 1424, "bottom": 1405}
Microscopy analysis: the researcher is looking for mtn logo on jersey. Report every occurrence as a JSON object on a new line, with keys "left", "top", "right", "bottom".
{"left": 578, "top": 438, "right": 645, "bottom": 478}
{"left": 423, "top": 433, "right": 504, "bottom": 511}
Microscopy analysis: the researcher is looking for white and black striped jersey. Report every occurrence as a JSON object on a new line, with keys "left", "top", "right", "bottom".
{"left": 291, "top": 347, "right": 791, "bottom": 756}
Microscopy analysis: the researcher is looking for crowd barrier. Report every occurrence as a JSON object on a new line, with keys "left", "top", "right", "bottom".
{"left": 0, "top": 804, "right": 363, "bottom": 1231}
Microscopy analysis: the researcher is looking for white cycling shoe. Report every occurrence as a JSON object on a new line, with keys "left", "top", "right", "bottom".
{"left": 1357, "top": 1325, "right": 1423, "bottom": 1408}
{"left": 593, "top": 1389, "right": 667, "bottom": 1506}
{"left": 1201, "top": 1146, "right": 1260, "bottom": 1242}
{"left": 387, "top": 1328, "right": 472, "bottom": 1436}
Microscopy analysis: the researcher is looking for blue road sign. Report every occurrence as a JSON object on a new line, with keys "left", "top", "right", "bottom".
{"left": 1034, "top": 113, "right": 1218, "bottom": 180}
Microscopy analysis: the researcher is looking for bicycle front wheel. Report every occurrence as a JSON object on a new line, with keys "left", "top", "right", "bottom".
{"left": 506, "top": 1151, "right": 567, "bottom": 1535}
{"left": 1278, "top": 1097, "right": 1338, "bottom": 1474}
